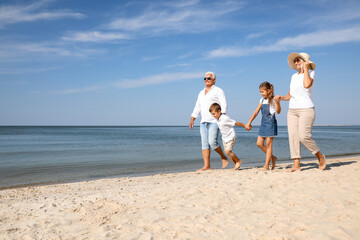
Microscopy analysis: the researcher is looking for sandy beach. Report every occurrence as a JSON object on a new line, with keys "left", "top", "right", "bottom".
{"left": 1, "top": 156, "right": 360, "bottom": 240}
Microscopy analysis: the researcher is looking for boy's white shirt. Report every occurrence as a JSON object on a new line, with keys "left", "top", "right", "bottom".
{"left": 216, "top": 114, "right": 236, "bottom": 143}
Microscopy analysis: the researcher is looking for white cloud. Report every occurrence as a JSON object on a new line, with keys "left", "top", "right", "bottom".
{"left": 208, "top": 26, "right": 360, "bottom": 58}
{"left": 0, "top": 0, "right": 85, "bottom": 27}
{"left": 114, "top": 72, "right": 202, "bottom": 89}
{"left": 51, "top": 85, "right": 104, "bottom": 94}
{"left": 62, "top": 31, "right": 130, "bottom": 42}
{"left": 107, "top": 1, "right": 245, "bottom": 35}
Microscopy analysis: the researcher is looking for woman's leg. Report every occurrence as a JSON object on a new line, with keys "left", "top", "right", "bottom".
{"left": 298, "top": 108, "right": 326, "bottom": 170}
{"left": 287, "top": 109, "right": 301, "bottom": 171}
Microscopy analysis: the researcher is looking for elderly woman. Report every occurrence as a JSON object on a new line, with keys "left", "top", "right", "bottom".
{"left": 189, "top": 72, "right": 228, "bottom": 171}
{"left": 275, "top": 52, "right": 326, "bottom": 171}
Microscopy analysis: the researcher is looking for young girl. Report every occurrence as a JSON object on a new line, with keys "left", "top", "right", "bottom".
{"left": 246, "top": 82, "right": 281, "bottom": 170}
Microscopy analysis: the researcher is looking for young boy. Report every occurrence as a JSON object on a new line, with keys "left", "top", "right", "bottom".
{"left": 209, "top": 103, "right": 251, "bottom": 170}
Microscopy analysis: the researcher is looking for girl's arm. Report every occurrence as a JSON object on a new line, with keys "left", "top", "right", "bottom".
{"left": 274, "top": 99, "right": 281, "bottom": 114}
{"left": 303, "top": 60, "right": 314, "bottom": 89}
{"left": 246, "top": 103, "right": 262, "bottom": 127}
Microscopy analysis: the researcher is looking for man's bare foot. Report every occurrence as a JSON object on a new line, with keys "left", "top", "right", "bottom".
{"left": 271, "top": 156, "right": 278, "bottom": 170}
{"left": 319, "top": 154, "right": 326, "bottom": 170}
{"left": 196, "top": 167, "right": 211, "bottom": 171}
{"left": 222, "top": 159, "right": 229, "bottom": 169}
{"left": 286, "top": 166, "right": 301, "bottom": 172}
{"left": 233, "top": 160, "right": 242, "bottom": 170}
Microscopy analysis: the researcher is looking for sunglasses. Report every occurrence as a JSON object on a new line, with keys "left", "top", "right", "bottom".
{"left": 204, "top": 77, "right": 212, "bottom": 81}
{"left": 294, "top": 58, "right": 303, "bottom": 63}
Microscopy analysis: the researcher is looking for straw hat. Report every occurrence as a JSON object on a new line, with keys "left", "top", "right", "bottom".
{"left": 287, "top": 52, "right": 316, "bottom": 70}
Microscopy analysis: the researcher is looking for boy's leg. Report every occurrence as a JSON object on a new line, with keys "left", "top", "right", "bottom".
{"left": 225, "top": 150, "right": 242, "bottom": 170}
{"left": 208, "top": 123, "right": 228, "bottom": 168}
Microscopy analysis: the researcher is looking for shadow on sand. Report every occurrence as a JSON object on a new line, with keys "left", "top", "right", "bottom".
{"left": 283, "top": 160, "right": 357, "bottom": 171}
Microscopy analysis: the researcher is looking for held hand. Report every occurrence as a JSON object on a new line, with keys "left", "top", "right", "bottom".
{"left": 274, "top": 95, "right": 281, "bottom": 103}
{"left": 245, "top": 124, "right": 252, "bottom": 131}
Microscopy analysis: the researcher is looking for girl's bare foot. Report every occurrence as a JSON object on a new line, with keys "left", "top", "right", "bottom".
{"left": 222, "top": 159, "right": 229, "bottom": 168}
{"left": 319, "top": 154, "right": 326, "bottom": 170}
{"left": 271, "top": 156, "right": 278, "bottom": 170}
{"left": 233, "top": 160, "right": 242, "bottom": 170}
{"left": 197, "top": 167, "right": 211, "bottom": 171}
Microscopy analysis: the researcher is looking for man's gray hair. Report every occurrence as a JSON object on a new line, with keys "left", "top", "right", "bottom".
{"left": 205, "top": 71, "right": 216, "bottom": 80}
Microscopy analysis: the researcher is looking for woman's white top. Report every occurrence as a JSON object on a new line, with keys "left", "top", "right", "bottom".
{"left": 191, "top": 85, "right": 228, "bottom": 123}
{"left": 216, "top": 114, "right": 236, "bottom": 143}
{"left": 289, "top": 70, "right": 315, "bottom": 109}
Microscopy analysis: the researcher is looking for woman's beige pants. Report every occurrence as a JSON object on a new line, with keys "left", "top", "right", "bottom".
{"left": 287, "top": 108, "right": 320, "bottom": 159}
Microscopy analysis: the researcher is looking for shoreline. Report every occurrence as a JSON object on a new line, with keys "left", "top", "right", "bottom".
{"left": 1, "top": 156, "right": 359, "bottom": 239}
{"left": 2, "top": 153, "right": 360, "bottom": 191}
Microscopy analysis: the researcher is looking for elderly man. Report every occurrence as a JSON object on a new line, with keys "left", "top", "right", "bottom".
{"left": 189, "top": 71, "right": 228, "bottom": 171}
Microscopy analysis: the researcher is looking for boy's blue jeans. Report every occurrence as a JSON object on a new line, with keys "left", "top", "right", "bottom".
{"left": 200, "top": 122, "right": 220, "bottom": 150}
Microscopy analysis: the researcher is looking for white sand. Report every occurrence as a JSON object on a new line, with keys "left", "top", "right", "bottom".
{"left": 1, "top": 156, "right": 360, "bottom": 240}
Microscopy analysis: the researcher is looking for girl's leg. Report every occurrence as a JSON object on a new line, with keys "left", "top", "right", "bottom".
{"left": 256, "top": 136, "right": 277, "bottom": 169}
{"left": 264, "top": 137, "right": 274, "bottom": 170}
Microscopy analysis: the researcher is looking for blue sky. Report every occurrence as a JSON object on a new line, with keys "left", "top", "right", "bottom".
{"left": 1, "top": 0, "right": 360, "bottom": 126}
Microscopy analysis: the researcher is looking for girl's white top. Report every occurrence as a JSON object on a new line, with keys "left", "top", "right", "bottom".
{"left": 289, "top": 70, "right": 315, "bottom": 109}
{"left": 260, "top": 98, "right": 276, "bottom": 115}
{"left": 216, "top": 114, "right": 236, "bottom": 143}
{"left": 191, "top": 85, "right": 228, "bottom": 123}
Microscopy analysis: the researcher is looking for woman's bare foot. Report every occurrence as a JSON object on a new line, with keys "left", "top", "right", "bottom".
{"left": 286, "top": 166, "right": 301, "bottom": 172}
{"left": 271, "top": 156, "right": 278, "bottom": 170}
{"left": 233, "top": 160, "right": 242, "bottom": 170}
{"left": 258, "top": 167, "right": 270, "bottom": 171}
{"left": 318, "top": 154, "right": 326, "bottom": 170}
{"left": 197, "top": 166, "right": 211, "bottom": 171}
{"left": 222, "top": 159, "right": 229, "bottom": 169}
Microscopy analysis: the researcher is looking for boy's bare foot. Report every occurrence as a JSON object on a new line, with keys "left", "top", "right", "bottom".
{"left": 196, "top": 167, "right": 211, "bottom": 171}
{"left": 233, "top": 160, "right": 242, "bottom": 170}
{"left": 271, "top": 156, "right": 278, "bottom": 170}
{"left": 286, "top": 166, "right": 301, "bottom": 172}
{"left": 319, "top": 154, "right": 326, "bottom": 170}
{"left": 222, "top": 159, "right": 229, "bottom": 169}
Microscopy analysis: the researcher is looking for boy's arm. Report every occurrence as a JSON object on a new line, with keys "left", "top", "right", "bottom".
{"left": 235, "top": 121, "right": 246, "bottom": 128}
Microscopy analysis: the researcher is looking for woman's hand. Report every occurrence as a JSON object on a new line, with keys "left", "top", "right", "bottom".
{"left": 274, "top": 95, "right": 281, "bottom": 102}
{"left": 304, "top": 60, "right": 310, "bottom": 71}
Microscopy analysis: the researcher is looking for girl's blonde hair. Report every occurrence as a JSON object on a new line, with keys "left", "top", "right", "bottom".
{"left": 259, "top": 81, "right": 274, "bottom": 105}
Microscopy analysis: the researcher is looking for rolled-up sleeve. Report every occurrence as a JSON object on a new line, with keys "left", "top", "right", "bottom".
{"left": 218, "top": 88, "right": 227, "bottom": 114}
{"left": 191, "top": 93, "right": 201, "bottom": 119}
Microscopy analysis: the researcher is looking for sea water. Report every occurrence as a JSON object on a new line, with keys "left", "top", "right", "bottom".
{"left": 0, "top": 126, "right": 359, "bottom": 188}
